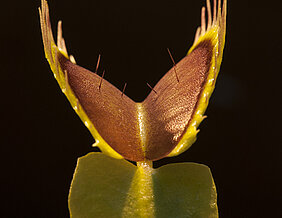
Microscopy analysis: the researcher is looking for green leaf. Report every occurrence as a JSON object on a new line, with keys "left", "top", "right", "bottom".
{"left": 68, "top": 153, "right": 136, "bottom": 217}
{"left": 69, "top": 153, "right": 218, "bottom": 218}
{"left": 153, "top": 163, "right": 218, "bottom": 218}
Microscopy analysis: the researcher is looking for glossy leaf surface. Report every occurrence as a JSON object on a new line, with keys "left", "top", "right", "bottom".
{"left": 153, "top": 163, "right": 218, "bottom": 218}
{"left": 69, "top": 153, "right": 218, "bottom": 218}
{"left": 69, "top": 153, "right": 136, "bottom": 217}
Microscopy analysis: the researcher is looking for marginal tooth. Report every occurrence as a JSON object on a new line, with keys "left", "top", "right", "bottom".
{"left": 70, "top": 55, "right": 76, "bottom": 64}
{"left": 84, "top": 121, "right": 90, "bottom": 128}
{"left": 92, "top": 140, "right": 99, "bottom": 147}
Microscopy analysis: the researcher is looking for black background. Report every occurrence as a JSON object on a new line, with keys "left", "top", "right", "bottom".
{"left": 1, "top": 0, "right": 281, "bottom": 217}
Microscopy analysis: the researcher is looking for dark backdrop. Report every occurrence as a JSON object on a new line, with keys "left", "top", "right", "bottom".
{"left": 1, "top": 0, "right": 281, "bottom": 217}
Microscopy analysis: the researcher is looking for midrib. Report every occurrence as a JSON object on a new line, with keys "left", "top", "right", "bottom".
{"left": 136, "top": 103, "right": 147, "bottom": 155}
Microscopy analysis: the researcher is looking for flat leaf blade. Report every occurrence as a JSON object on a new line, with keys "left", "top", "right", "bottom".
{"left": 68, "top": 153, "right": 136, "bottom": 217}
{"left": 153, "top": 163, "right": 218, "bottom": 218}
{"left": 69, "top": 153, "right": 218, "bottom": 218}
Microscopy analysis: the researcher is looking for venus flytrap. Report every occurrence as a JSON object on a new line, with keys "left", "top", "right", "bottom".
{"left": 39, "top": 0, "right": 227, "bottom": 217}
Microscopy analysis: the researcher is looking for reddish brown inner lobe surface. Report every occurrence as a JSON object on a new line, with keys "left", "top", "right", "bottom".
{"left": 58, "top": 40, "right": 212, "bottom": 161}
{"left": 143, "top": 41, "right": 212, "bottom": 160}
{"left": 59, "top": 54, "right": 144, "bottom": 161}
